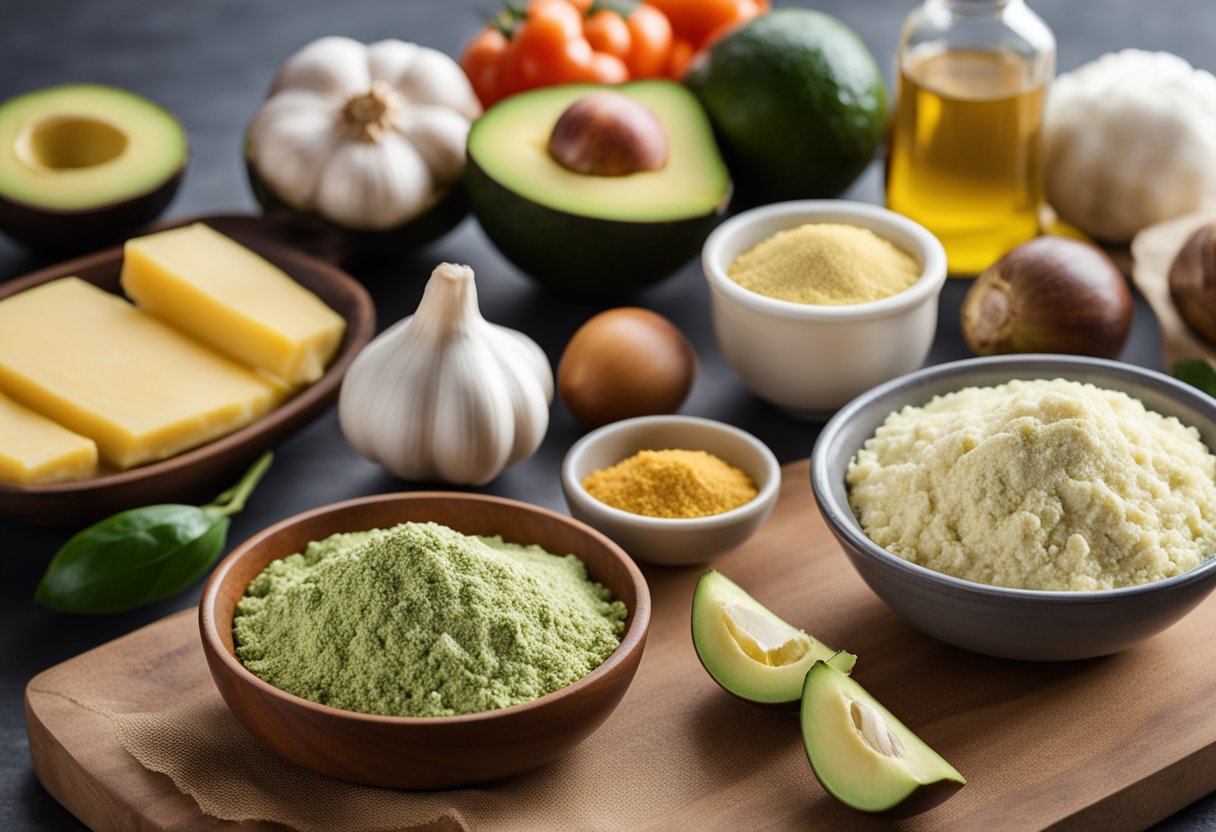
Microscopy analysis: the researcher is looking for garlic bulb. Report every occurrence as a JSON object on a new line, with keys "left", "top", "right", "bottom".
{"left": 1044, "top": 49, "right": 1216, "bottom": 243}
{"left": 339, "top": 263, "right": 553, "bottom": 485}
{"left": 247, "top": 36, "right": 481, "bottom": 232}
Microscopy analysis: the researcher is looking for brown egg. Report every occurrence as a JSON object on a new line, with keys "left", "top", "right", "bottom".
{"left": 558, "top": 308, "right": 698, "bottom": 429}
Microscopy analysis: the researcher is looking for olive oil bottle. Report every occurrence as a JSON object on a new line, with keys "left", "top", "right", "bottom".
{"left": 887, "top": 0, "right": 1054, "bottom": 275}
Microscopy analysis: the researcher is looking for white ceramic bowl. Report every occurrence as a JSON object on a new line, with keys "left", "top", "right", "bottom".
{"left": 702, "top": 200, "right": 948, "bottom": 419}
{"left": 561, "top": 416, "right": 781, "bottom": 567}
{"left": 812, "top": 355, "right": 1216, "bottom": 661}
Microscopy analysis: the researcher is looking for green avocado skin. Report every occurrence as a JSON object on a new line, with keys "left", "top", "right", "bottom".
{"left": 465, "top": 156, "right": 729, "bottom": 298}
{"left": 685, "top": 9, "right": 889, "bottom": 204}
{"left": 0, "top": 174, "right": 181, "bottom": 253}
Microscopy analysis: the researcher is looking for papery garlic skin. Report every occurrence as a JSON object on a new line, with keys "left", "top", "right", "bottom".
{"left": 248, "top": 37, "right": 481, "bottom": 232}
{"left": 338, "top": 263, "right": 553, "bottom": 486}
{"left": 1044, "top": 49, "right": 1216, "bottom": 244}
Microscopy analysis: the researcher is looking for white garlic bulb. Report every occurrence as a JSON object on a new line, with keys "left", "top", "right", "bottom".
{"left": 247, "top": 36, "right": 481, "bottom": 232}
{"left": 338, "top": 263, "right": 553, "bottom": 485}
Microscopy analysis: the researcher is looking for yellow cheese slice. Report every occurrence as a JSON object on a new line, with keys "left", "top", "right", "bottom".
{"left": 0, "top": 391, "right": 98, "bottom": 485}
{"left": 121, "top": 223, "right": 346, "bottom": 385}
{"left": 0, "top": 277, "right": 284, "bottom": 470}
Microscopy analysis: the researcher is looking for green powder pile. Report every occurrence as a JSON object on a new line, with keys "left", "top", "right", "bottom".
{"left": 233, "top": 522, "right": 628, "bottom": 717}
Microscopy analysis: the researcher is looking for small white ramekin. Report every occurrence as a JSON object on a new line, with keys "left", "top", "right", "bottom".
{"left": 561, "top": 415, "right": 781, "bottom": 567}
{"left": 702, "top": 200, "right": 948, "bottom": 419}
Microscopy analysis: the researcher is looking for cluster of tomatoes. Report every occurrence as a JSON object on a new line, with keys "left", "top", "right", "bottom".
{"left": 461, "top": 0, "right": 770, "bottom": 107}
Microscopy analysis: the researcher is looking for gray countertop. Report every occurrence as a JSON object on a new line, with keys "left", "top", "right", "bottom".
{"left": 2, "top": 0, "right": 1215, "bottom": 829}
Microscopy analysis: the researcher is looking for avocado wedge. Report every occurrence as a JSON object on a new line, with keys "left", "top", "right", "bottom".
{"left": 801, "top": 661, "right": 965, "bottom": 814}
{"left": 0, "top": 84, "right": 185, "bottom": 250}
{"left": 466, "top": 81, "right": 730, "bottom": 296}
{"left": 692, "top": 570, "right": 854, "bottom": 706}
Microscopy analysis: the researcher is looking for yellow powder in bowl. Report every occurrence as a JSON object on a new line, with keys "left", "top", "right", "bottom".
{"left": 728, "top": 223, "right": 920, "bottom": 305}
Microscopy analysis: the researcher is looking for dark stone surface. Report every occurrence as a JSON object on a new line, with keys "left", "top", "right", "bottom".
{"left": 1, "top": 0, "right": 1215, "bottom": 829}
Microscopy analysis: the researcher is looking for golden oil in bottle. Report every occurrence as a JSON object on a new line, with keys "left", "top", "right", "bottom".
{"left": 887, "top": 47, "right": 1047, "bottom": 275}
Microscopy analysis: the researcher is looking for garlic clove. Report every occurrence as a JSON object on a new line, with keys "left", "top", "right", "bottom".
{"left": 493, "top": 328, "right": 554, "bottom": 466}
{"left": 430, "top": 359, "right": 517, "bottom": 485}
{"left": 397, "top": 47, "right": 483, "bottom": 121}
{"left": 399, "top": 106, "right": 473, "bottom": 186}
{"left": 340, "top": 329, "right": 434, "bottom": 478}
{"left": 366, "top": 39, "right": 421, "bottom": 90}
{"left": 315, "top": 134, "right": 433, "bottom": 230}
{"left": 271, "top": 36, "right": 371, "bottom": 101}
{"left": 248, "top": 93, "right": 341, "bottom": 212}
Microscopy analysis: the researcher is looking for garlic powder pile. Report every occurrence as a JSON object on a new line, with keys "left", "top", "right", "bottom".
{"left": 847, "top": 379, "right": 1216, "bottom": 591}
{"left": 727, "top": 223, "right": 919, "bottom": 305}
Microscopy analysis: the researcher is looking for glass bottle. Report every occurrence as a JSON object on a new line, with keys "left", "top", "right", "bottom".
{"left": 886, "top": 0, "right": 1055, "bottom": 275}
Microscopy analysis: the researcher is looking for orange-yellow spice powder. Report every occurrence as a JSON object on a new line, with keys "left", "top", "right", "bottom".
{"left": 583, "top": 449, "right": 758, "bottom": 519}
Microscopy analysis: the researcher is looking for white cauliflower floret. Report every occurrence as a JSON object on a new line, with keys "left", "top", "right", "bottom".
{"left": 1045, "top": 49, "right": 1216, "bottom": 244}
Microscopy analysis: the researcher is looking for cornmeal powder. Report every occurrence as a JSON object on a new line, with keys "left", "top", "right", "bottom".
{"left": 583, "top": 449, "right": 757, "bottom": 518}
{"left": 847, "top": 379, "right": 1216, "bottom": 591}
{"left": 728, "top": 223, "right": 919, "bottom": 305}
{"left": 233, "top": 522, "right": 627, "bottom": 717}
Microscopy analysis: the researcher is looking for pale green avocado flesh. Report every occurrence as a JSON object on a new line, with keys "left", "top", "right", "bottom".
{"left": 801, "top": 661, "right": 965, "bottom": 813}
{"left": 467, "top": 81, "right": 730, "bottom": 223}
{"left": 0, "top": 84, "right": 186, "bottom": 210}
{"left": 692, "top": 570, "right": 854, "bottom": 705}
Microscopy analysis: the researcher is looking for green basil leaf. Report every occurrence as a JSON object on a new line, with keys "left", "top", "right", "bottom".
{"left": 34, "top": 452, "right": 271, "bottom": 615}
{"left": 35, "top": 505, "right": 229, "bottom": 614}
{"left": 1175, "top": 360, "right": 1216, "bottom": 398}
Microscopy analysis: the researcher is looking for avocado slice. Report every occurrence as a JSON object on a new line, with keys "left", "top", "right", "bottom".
{"left": 801, "top": 661, "right": 965, "bottom": 814}
{"left": 0, "top": 84, "right": 186, "bottom": 250}
{"left": 692, "top": 570, "right": 854, "bottom": 705}
{"left": 466, "top": 80, "right": 730, "bottom": 296}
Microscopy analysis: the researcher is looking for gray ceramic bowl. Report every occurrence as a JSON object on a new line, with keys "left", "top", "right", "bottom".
{"left": 811, "top": 355, "right": 1216, "bottom": 661}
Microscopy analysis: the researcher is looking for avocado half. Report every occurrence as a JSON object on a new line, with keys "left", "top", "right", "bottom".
{"left": 466, "top": 81, "right": 731, "bottom": 297}
{"left": 0, "top": 84, "right": 186, "bottom": 251}
{"left": 692, "top": 570, "right": 855, "bottom": 706}
{"left": 802, "top": 661, "right": 965, "bottom": 814}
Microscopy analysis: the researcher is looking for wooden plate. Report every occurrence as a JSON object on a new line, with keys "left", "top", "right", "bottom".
{"left": 0, "top": 214, "right": 376, "bottom": 525}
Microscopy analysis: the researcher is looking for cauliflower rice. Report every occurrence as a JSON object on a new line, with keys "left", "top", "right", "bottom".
{"left": 846, "top": 378, "right": 1216, "bottom": 591}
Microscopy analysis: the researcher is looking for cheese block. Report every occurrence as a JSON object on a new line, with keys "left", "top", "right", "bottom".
{"left": 0, "top": 277, "right": 284, "bottom": 470}
{"left": 0, "top": 392, "right": 98, "bottom": 485}
{"left": 121, "top": 223, "right": 346, "bottom": 385}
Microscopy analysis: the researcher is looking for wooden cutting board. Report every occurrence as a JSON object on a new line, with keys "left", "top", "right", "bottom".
{"left": 25, "top": 461, "right": 1216, "bottom": 832}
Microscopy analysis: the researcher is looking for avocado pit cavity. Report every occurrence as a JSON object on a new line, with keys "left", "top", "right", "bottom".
{"left": 548, "top": 91, "right": 668, "bottom": 177}
{"left": 18, "top": 116, "right": 128, "bottom": 171}
{"left": 722, "top": 599, "right": 811, "bottom": 667}
{"left": 849, "top": 697, "right": 906, "bottom": 758}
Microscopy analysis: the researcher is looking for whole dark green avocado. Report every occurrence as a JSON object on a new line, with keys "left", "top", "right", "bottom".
{"left": 684, "top": 9, "right": 889, "bottom": 204}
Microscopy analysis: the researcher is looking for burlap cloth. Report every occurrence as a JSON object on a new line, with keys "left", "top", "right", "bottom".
{"left": 27, "top": 463, "right": 1215, "bottom": 831}
{"left": 1130, "top": 208, "right": 1216, "bottom": 370}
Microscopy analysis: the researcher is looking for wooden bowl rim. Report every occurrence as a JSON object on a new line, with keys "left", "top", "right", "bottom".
{"left": 200, "top": 490, "right": 652, "bottom": 727}
{"left": 0, "top": 214, "right": 375, "bottom": 500}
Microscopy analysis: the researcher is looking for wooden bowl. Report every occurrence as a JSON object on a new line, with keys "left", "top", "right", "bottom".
{"left": 199, "top": 492, "right": 651, "bottom": 789}
{"left": 0, "top": 214, "right": 375, "bottom": 524}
